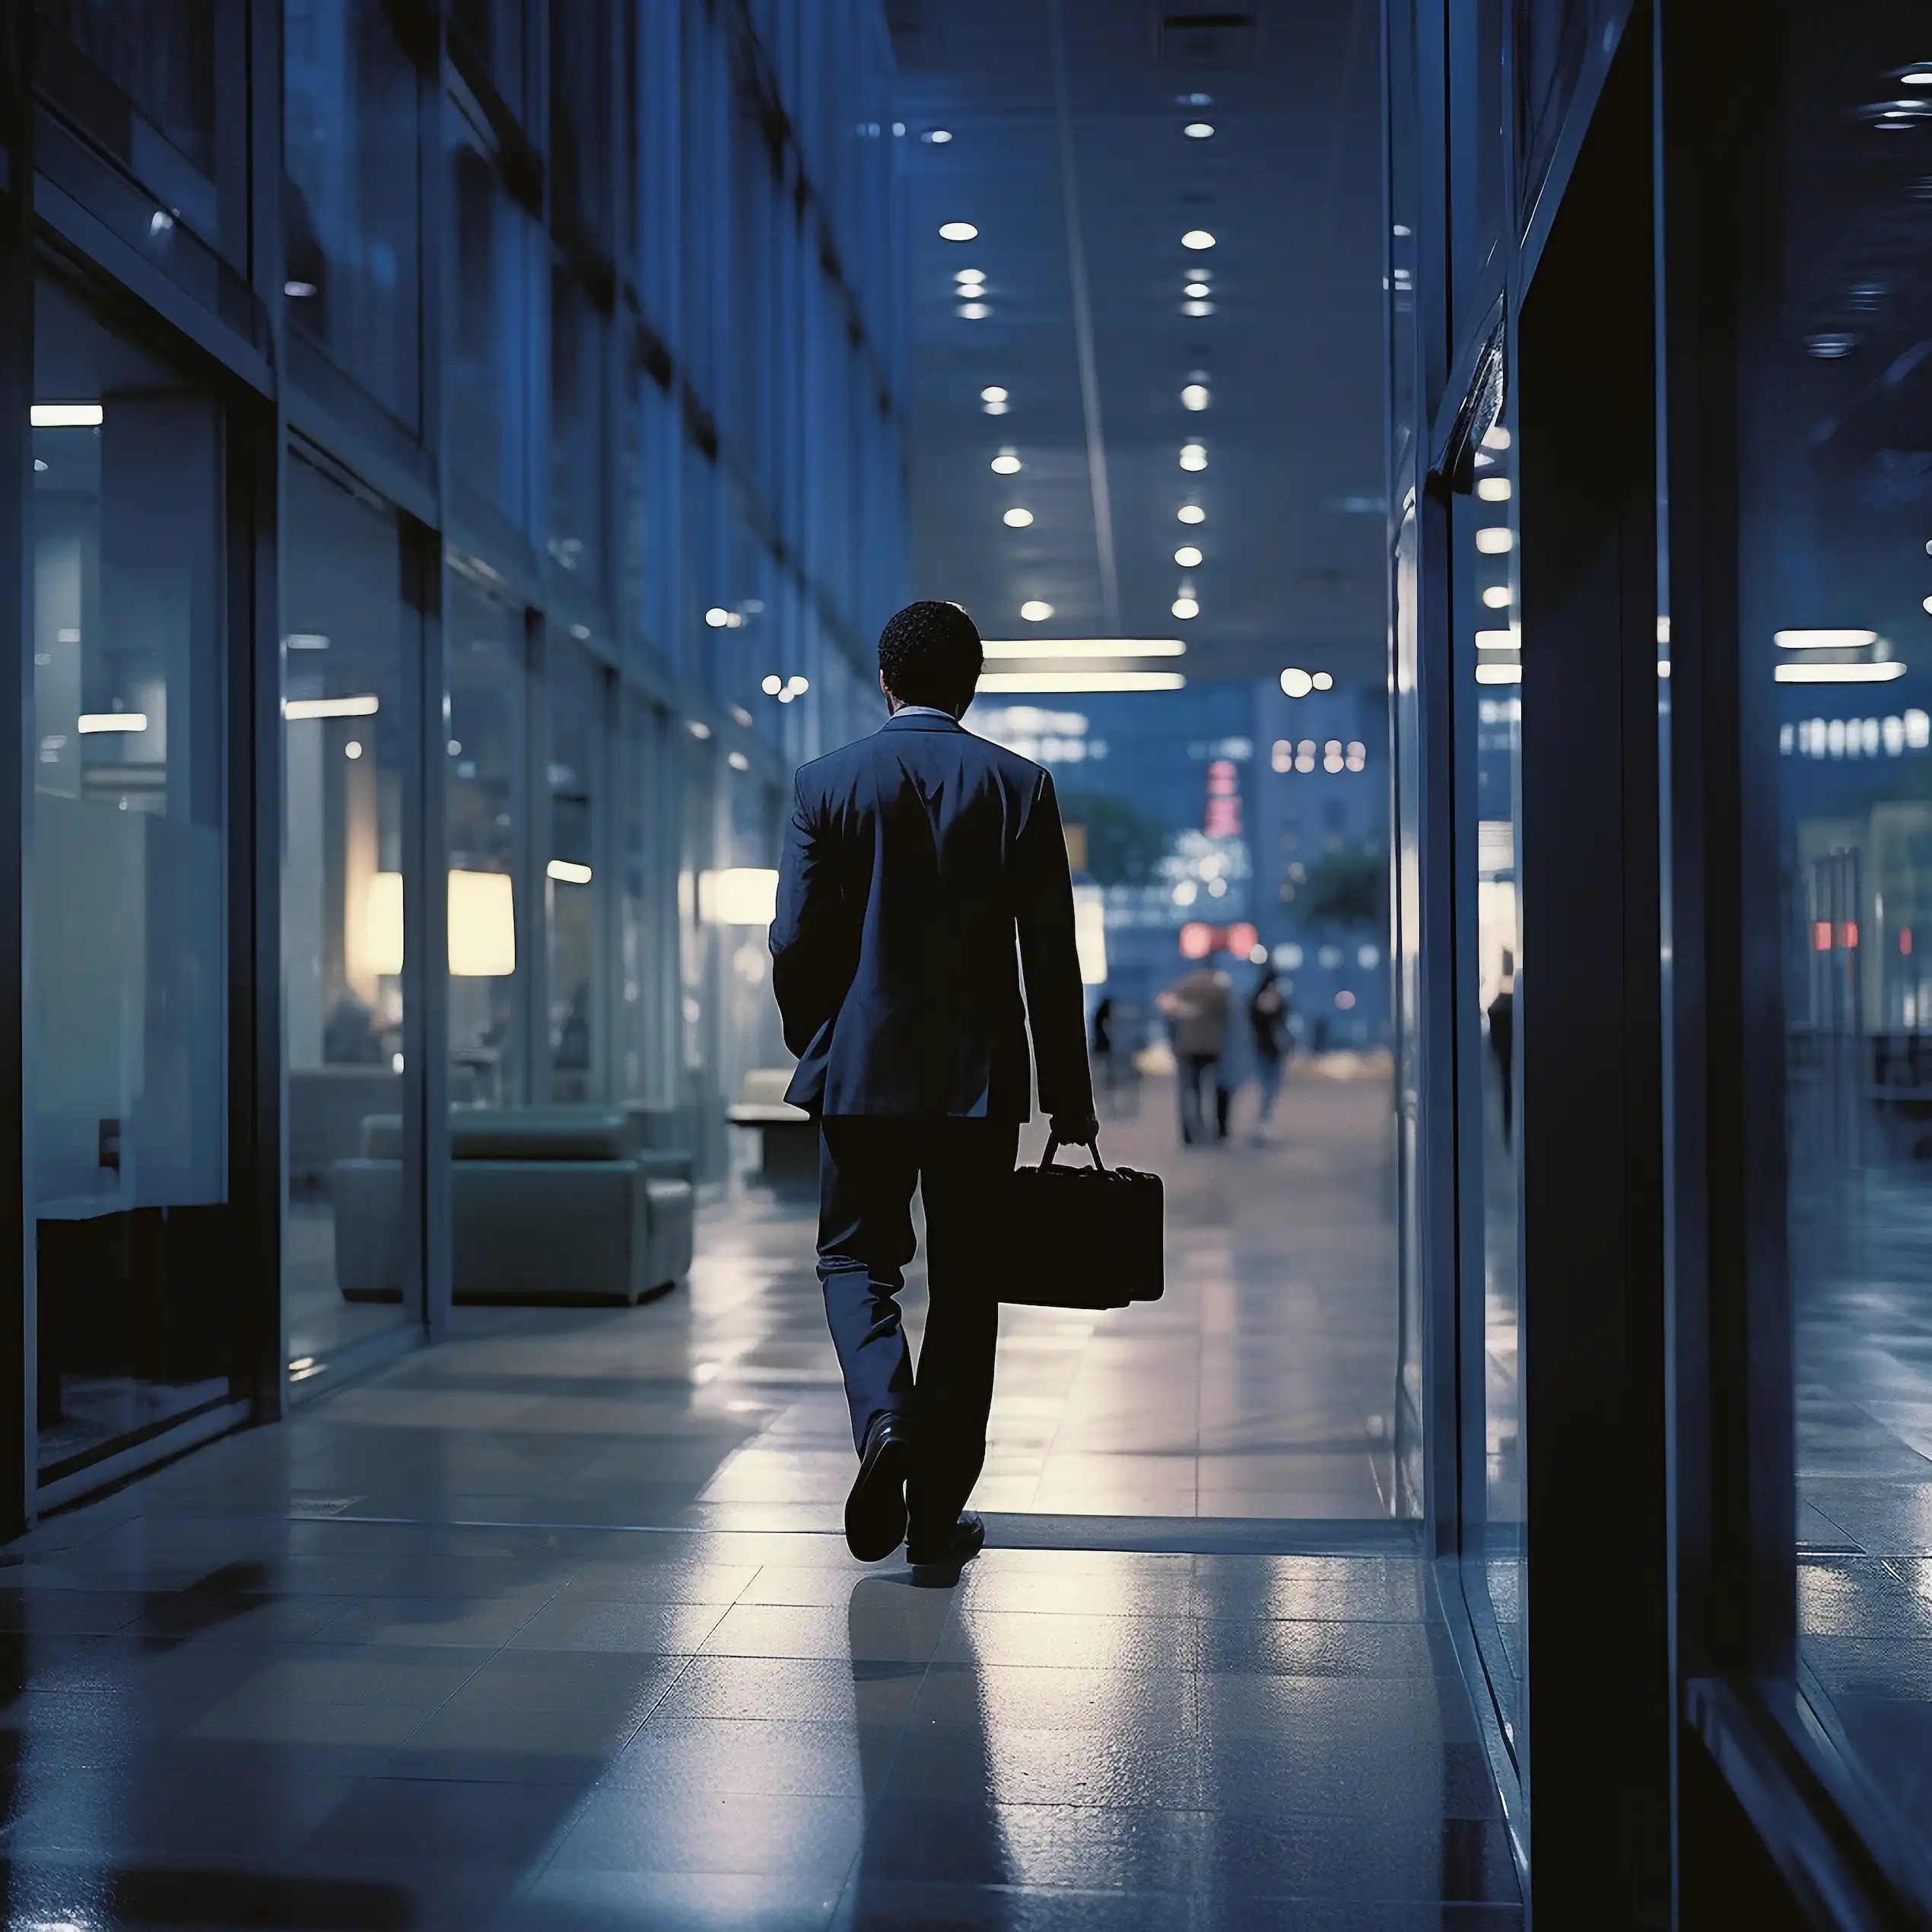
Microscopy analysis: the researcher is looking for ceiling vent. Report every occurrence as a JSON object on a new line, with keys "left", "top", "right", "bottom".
{"left": 1158, "top": 11, "right": 1260, "bottom": 68}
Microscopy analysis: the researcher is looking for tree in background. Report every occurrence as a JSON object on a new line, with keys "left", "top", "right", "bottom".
{"left": 1057, "top": 789, "right": 1169, "bottom": 888}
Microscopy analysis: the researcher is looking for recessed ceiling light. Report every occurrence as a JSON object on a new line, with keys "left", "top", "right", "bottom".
{"left": 1179, "top": 443, "right": 1208, "bottom": 471}
{"left": 1281, "top": 668, "right": 1314, "bottom": 697}
{"left": 1774, "top": 628, "right": 1880, "bottom": 649}
{"left": 1172, "top": 596, "right": 1200, "bottom": 620}
{"left": 980, "top": 386, "right": 1008, "bottom": 402}
{"left": 939, "top": 221, "right": 978, "bottom": 241}
{"left": 704, "top": 606, "right": 732, "bottom": 628}
{"left": 1482, "top": 586, "right": 1511, "bottom": 609}
{"left": 1003, "top": 507, "right": 1034, "bottom": 528}
{"left": 955, "top": 269, "right": 985, "bottom": 285}
{"left": 1183, "top": 300, "right": 1215, "bottom": 317}
{"left": 1184, "top": 281, "right": 1211, "bottom": 298}
{"left": 924, "top": 128, "right": 954, "bottom": 142}
{"left": 1020, "top": 600, "right": 1053, "bottom": 622}
{"left": 1476, "top": 528, "right": 1514, "bottom": 554}
{"left": 1905, "top": 69, "right": 1932, "bottom": 85}
{"left": 1184, "top": 122, "right": 1215, "bottom": 138}
{"left": 1476, "top": 477, "right": 1512, "bottom": 501}
{"left": 983, "top": 401, "right": 1009, "bottom": 415}
{"left": 1180, "top": 229, "right": 1215, "bottom": 251}
{"left": 762, "top": 675, "right": 783, "bottom": 694}
{"left": 958, "top": 303, "right": 990, "bottom": 319}
{"left": 1174, "top": 545, "right": 1203, "bottom": 568}
{"left": 1180, "top": 383, "right": 1210, "bottom": 411}
{"left": 1481, "top": 424, "right": 1512, "bottom": 450}
{"left": 1312, "top": 672, "right": 1334, "bottom": 691}
{"left": 990, "top": 452, "right": 1022, "bottom": 474}
{"left": 1177, "top": 505, "right": 1204, "bottom": 524}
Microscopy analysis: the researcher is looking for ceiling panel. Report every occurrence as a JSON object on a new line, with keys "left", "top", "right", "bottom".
{"left": 892, "top": 0, "right": 1387, "bottom": 688}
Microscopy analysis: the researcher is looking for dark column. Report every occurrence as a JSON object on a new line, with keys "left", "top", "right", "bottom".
{"left": 1515, "top": 14, "right": 1670, "bottom": 1922}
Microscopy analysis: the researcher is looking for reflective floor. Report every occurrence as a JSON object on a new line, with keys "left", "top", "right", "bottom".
{"left": 0, "top": 1068, "right": 1514, "bottom": 1927}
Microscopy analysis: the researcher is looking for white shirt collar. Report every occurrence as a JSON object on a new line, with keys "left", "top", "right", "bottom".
{"left": 889, "top": 705, "right": 957, "bottom": 720}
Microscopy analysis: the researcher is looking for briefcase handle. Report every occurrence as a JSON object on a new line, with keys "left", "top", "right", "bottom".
{"left": 1040, "top": 1136, "right": 1109, "bottom": 1173}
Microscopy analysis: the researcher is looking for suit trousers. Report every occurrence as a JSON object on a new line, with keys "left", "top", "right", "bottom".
{"left": 816, "top": 1116, "right": 1021, "bottom": 1531}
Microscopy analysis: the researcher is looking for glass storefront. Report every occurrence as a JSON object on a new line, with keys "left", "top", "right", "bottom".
{"left": 30, "top": 269, "right": 237, "bottom": 1475}
{"left": 282, "top": 454, "right": 418, "bottom": 1368}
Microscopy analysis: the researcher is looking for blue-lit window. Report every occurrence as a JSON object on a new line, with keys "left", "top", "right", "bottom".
{"left": 283, "top": 0, "right": 422, "bottom": 427}
{"left": 549, "top": 260, "right": 608, "bottom": 591}
{"left": 447, "top": 106, "right": 535, "bottom": 522}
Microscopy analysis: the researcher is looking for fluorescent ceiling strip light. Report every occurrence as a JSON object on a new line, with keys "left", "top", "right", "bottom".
{"left": 1474, "top": 629, "right": 1517, "bottom": 650}
{"left": 980, "top": 639, "right": 1187, "bottom": 659}
{"left": 1474, "top": 663, "right": 1522, "bottom": 685}
{"left": 546, "top": 859, "right": 594, "bottom": 885}
{"left": 1775, "top": 628, "right": 1879, "bottom": 650}
{"left": 1774, "top": 660, "right": 1907, "bottom": 683}
{"left": 976, "top": 670, "right": 1187, "bottom": 694}
{"left": 32, "top": 403, "right": 103, "bottom": 427}
{"left": 76, "top": 713, "right": 148, "bottom": 734}
{"left": 285, "top": 694, "right": 380, "bottom": 720}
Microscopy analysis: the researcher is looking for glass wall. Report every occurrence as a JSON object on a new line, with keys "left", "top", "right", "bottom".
{"left": 1457, "top": 407, "right": 1523, "bottom": 1746}
{"left": 446, "top": 570, "right": 528, "bottom": 1109}
{"left": 546, "top": 641, "right": 607, "bottom": 1103}
{"left": 1743, "top": 0, "right": 1932, "bottom": 1863}
{"left": 30, "top": 269, "right": 236, "bottom": 1476}
{"left": 282, "top": 455, "right": 417, "bottom": 1368}
{"left": 1, "top": 0, "right": 907, "bottom": 1516}
{"left": 282, "top": 0, "right": 422, "bottom": 426}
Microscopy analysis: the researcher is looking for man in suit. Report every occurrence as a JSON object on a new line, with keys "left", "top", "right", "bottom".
{"left": 771, "top": 600, "right": 1098, "bottom": 1570}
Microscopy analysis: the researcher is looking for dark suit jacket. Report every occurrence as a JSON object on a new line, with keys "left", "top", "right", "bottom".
{"left": 770, "top": 710, "right": 1095, "bottom": 1121}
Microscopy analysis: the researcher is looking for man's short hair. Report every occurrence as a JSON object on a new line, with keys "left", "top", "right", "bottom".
{"left": 878, "top": 601, "right": 983, "bottom": 712}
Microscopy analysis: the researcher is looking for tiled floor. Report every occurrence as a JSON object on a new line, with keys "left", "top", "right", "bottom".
{"left": 0, "top": 1066, "right": 1515, "bottom": 1927}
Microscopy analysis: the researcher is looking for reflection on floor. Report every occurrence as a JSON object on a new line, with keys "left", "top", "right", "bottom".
{"left": 0, "top": 1060, "right": 1506, "bottom": 1926}
{"left": 1796, "top": 1164, "right": 1932, "bottom": 1835}
{"left": 703, "top": 1061, "right": 1398, "bottom": 1529}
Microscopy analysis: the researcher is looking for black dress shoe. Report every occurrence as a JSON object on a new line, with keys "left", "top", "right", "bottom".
{"left": 845, "top": 1416, "right": 910, "bottom": 1562}
{"left": 906, "top": 1508, "right": 985, "bottom": 1573}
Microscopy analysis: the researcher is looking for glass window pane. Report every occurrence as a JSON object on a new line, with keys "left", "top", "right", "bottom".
{"left": 283, "top": 0, "right": 422, "bottom": 425}
{"left": 1457, "top": 404, "right": 1522, "bottom": 1746}
{"left": 448, "top": 112, "right": 533, "bottom": 520}
{"left": 547, "top": 642, "right": 606, "bottom": 1101}
{"left": 447, "top": 572, "right": 526, "bottom": 1107}
{"left": 30, "top": 270, "right": 234, "bottom": 1475}
{"left": 283, "top": 457, "right": 415, "bottom": 1368}
{"left": 37, "top": 0, "right": 215, "bottom": 171}
{"left": 1748, "top": 1, "right": 1932, "bottom": 1854}
{"left": 549, "top": 262, "right": 607, "bottom": 588}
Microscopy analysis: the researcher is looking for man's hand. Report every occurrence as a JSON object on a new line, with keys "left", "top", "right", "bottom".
{"left": 1051, "top": 1112, "right": 1101, "bottom": 1146}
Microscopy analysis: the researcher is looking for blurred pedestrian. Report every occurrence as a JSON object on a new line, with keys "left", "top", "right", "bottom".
{"left": 1158, "top": 957, "right": 1231, "bottom": 1145}
{"left": 1247, "top": 965, "right": 1290, "bottom": 1143}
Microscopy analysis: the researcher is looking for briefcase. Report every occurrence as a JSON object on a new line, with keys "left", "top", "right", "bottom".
{"left": 1001, "top": 1138, "right": 1165, "bottom": 1310}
